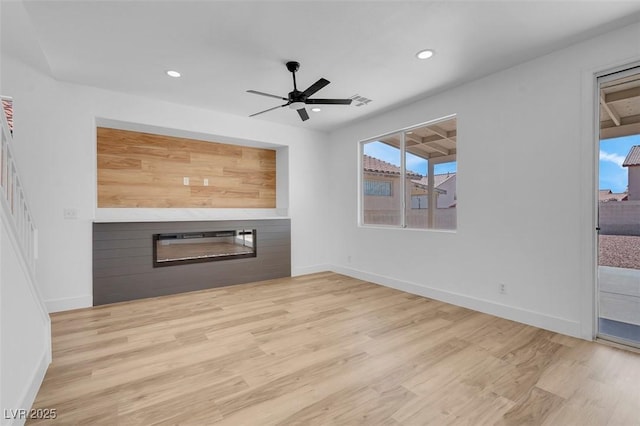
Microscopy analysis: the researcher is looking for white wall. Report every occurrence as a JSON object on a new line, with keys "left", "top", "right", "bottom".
{"left": 1, "top": 55, "right": 331, "bottom": 312}
{"left": 1, "top": 212, "right": 51, "bottom": 426}
{"left": 328, "top": 22, "right": 640, "bottom": 340}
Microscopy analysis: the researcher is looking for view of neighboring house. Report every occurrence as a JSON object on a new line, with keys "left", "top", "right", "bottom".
{"left": 600, "top": 145, "right": 640, "bottom": 202}
{"left": 623, "top": 145, "right": 640, "bottom": 200}
{"left": 599, "top": 145, "right": 640, "bottom": 236}
{"left": 411, "top": 173, "right": 457, "bottom": 209}
{"left": 362, "top": 154, "right": 456, "bottom": 229}
{"left": 599, "top": 189, "right": 628, "bottom": 202}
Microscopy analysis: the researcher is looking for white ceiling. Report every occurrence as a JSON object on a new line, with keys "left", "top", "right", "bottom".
{"left": 3, "top": 1, "right": 640, "bottom": 132}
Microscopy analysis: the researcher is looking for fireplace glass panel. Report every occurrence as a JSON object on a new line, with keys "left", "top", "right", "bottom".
{"left": 153, "top": 229, "right": 256, "bottom": 267}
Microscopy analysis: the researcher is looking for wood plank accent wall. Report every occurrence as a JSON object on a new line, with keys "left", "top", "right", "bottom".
{"left": 93, "top": 219, "right": 291, "bottom": 305}
{"left": 97, "top": 127, "right": 276, "bottom": 208}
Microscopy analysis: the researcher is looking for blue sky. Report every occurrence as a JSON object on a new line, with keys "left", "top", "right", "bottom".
{"left": 363, "top": 141, "right": 457, "bottom": 176}
{"left": 600, "top": 134, "right": 640, "bottom": 193}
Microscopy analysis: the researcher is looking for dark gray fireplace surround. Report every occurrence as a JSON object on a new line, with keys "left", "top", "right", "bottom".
{"left": 93, "top": 219, "right": 291, "bottom": 306}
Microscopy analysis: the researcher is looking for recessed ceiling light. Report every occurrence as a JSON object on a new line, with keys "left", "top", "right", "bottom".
{"left": 415, "top": 49, "right": 434, "bottom": 60}
{"left": 311, "top": 107, "right": 321, "bottom": 112}
{"left": 166, "top": 70, "right": 181, "bottom": 78}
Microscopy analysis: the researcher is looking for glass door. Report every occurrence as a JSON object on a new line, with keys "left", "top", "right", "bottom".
{"left": 597, "top": 66, "right": 640, "bottom": 348}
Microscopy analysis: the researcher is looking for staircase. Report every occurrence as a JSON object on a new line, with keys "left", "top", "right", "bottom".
{"left": 0, "top": 98, "right": 51, "bottom": 425}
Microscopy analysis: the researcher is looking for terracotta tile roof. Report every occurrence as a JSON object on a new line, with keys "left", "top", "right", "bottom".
{"left": 363, "top": 154, "right": 403, "bottom": 175}
{"left": 411, "top": 180, "right": 446, "bottom": 194}
{"left": 622, "top": 145, "right": 640, "bottom": 167}
{"left": 599, "top": 189, "right": 628, "bottom": 202}
{"left": 363, "top": 154, "right": 423, "bottom": 178}
{"left": 1, "top": 98, "right": 13, "bottom": 132}
{"left": 412, "top": 173, "right": 456, "bottom": 188}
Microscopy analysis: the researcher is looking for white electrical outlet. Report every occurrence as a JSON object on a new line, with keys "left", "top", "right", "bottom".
{"left": 498, "top": 283, "right": 507, "bottom": 294}
{"left": 204, "top": 178, "right": 209, "bottom": 186}
{"left": 183, "top": 177, "right": 189, "bottom": 186}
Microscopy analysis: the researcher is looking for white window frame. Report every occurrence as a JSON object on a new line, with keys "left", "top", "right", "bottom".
{"left": 358, "top": 114, "right": 457, "bottom": 230}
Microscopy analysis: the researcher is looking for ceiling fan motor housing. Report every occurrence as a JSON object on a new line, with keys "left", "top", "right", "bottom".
{"left": 289, "top": 90, "right": 306, "bottom": 103}
{"left": 286, "top": 61, "right": 300, "bottom": 73}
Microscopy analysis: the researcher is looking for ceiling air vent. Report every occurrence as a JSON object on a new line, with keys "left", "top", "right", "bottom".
{"left": 350, "top": 94, "right": 373, "bottom": 107}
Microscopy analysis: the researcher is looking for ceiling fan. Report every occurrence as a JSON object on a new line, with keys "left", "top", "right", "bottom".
{"left": 247, "top": 61, "right": 352, "bottom": 121}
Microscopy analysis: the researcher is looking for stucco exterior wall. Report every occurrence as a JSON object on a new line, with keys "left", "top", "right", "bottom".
{"left": 628, "top": 166, "right": 640, "bottom": 201}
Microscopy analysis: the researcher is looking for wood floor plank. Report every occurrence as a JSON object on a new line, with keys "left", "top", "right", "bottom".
{"left": 27, "top": 272, "right": 640, "bottom": 425}
{"left": 499, "top": 386, "right": 565, "bottom": 425}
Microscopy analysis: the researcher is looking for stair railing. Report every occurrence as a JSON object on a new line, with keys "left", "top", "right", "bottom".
{"left": 1, "top": 99, "right": 37, "bottom": 271}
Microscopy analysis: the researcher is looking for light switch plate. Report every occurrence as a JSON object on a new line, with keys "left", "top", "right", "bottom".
{"left": 63, "top": 208, "right": 78, "bottom": 219}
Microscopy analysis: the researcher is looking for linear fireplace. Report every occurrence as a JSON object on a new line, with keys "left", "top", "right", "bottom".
{"left": 153, "top": 229, "right": 256, "bottom": 267}
{"left": 94, "top": 220, "right": 290, "bottom": 305}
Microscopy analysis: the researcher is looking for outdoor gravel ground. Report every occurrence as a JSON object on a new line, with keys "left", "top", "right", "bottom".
{"left": 599, "top": 235, "right": 640, "bottom": 270}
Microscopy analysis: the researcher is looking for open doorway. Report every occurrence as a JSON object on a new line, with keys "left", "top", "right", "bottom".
{"left": 597, "top": 66, "right": 640, "bottom": 348}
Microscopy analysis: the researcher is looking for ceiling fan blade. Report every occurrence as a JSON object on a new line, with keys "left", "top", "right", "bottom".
{"left": 297, "top": 108, "right": 309, "bottom": 121}
{"left": 249, "top": 103, "right": 288, "bottom": 117}
{"left": 247, "top": 90, "right": 287, "bottom": 100}
{"left": 305, "top": 98, "right": 353, "bottom": 105}
{"left": 301, "top": 78, "right": 330, "bottom": 97}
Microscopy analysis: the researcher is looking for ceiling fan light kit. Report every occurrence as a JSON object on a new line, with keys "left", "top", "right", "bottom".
{"left": 247, "top": 61, "right": 352, "bottom": 122}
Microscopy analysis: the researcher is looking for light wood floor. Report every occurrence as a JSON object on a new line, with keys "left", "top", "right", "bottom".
{"left": 29, "top": 272, "right": 640, "bottom": 425}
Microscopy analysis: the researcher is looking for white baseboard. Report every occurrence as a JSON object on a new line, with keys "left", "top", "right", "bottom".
{"left": 8, "top": 349, "right": 49, "bottom": 426}
{"left": 45, "top": 295, "right": 92, "bottom": 313}
{"left": 291, "top": 264, "right": 331, "bottom": 277}
{"left": 331, "top": 265, "right": 583, "bottom": 339}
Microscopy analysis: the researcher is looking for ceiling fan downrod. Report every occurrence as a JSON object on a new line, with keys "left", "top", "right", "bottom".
{"left": 286, "top": 61, "right": 300, "bottom": 92}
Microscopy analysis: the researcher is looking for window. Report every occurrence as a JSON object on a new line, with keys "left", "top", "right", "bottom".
{"left": 362, "top": 134, "right": 402, "bottom": 226}
{"left": 361, "top": 116, "right": 457, "bottom": 230}
{"left": 411, "top": 195, "right": 427, "bottom": 209}
{"left": 364, "top": 180, "right": 392, "bottom": 196}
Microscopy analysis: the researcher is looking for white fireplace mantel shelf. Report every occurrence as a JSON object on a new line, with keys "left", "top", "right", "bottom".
{"left": 94, "top": 208, "right": 290, "bottom": 223}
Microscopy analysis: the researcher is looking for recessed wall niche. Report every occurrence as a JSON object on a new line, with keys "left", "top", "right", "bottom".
{"left": 97, "top": 127, "right": 276, "bottom": 208}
